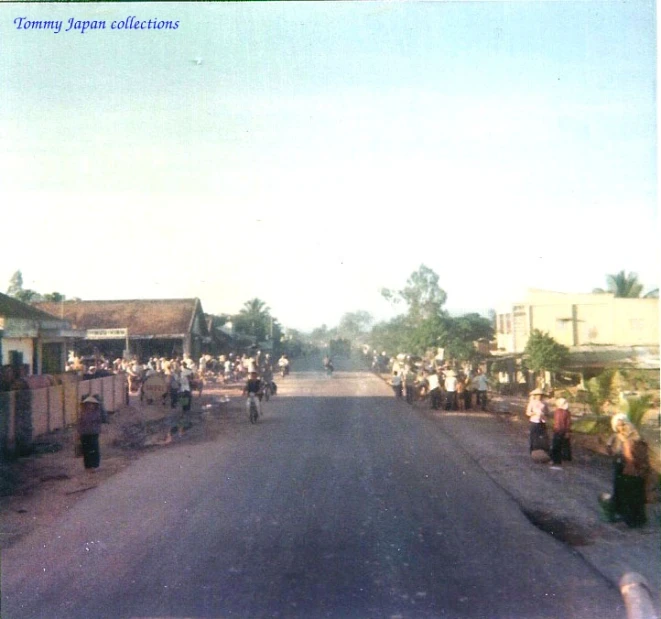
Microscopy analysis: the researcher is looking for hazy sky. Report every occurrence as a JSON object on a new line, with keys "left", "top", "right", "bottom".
{"left": 1, "top": 1, "right": 657, "bottom": 331}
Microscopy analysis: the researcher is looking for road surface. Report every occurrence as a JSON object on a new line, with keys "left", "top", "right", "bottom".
{"left": 2, "top": 359, "right": 624, "bottom": 618}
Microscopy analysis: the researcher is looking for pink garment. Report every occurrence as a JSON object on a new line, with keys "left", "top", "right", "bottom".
{"left": 526, "top": 399, "right": 548, "bottom": 423}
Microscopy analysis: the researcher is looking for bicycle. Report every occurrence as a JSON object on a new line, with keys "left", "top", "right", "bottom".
{"left": 247, "top": 393, "right": 259, "bottom": 424}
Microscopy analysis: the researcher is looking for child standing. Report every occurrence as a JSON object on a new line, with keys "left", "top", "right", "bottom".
{"left": 550, "top": 397, "right": 572, "bottom": 469}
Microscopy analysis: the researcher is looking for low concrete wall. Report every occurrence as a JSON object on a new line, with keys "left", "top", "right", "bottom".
{"left": 0, "top": 374, "right": 127, "bottom": 460}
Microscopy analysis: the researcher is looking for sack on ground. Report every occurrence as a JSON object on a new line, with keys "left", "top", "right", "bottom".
{"left": 531, "top": 449, "right": 550, "bottom": 463}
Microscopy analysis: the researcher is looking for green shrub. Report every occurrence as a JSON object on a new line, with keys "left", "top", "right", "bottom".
{"left": 572, "top": 416, "right": 612, "bottom": 436}
{"left": 621, "top": 394, "right": 653, "bottom": 430}
{"left": 585, "top": 370, "right": 616, "bottom": 414}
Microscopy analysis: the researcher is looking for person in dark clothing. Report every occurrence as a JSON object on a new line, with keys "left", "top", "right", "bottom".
{"left": 605, "top": 413, "right": 650, "bottom": 527}
{"left": 550, "top": 398, "right": 572, "bottom": 469}
{"left": 78, "top": 395, "right": 102, "bottom": 470}
{"left": 242, "top": 371, "right": 263, "bottom": 417}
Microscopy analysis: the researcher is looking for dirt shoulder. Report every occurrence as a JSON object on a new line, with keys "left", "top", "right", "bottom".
{"left": 0, "top": 379, "right": 244, "bottom": 549}
{"left": 377, "top": 374, "right": 661, "bottom": 610}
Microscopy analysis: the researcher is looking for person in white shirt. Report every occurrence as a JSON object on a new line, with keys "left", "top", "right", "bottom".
{"left": 474, "top": 369, "right": 490, "bottom": 411}
{"left": 179, "top": 364, "right": 194, "bottom": 412}
{"left": 526, "top": 388, "right": 550, "bottom": 453}
{"left": 426, "top": 371, "right": 442, "bottom": 410}
{"left": 444, "top": 371, "right": 458, "bottom": 410}
{"left": 278, "top": 355, "right": 290, "bottom": 376}
{"left": 390, "top": 371, "right": 403, "bottom": 398}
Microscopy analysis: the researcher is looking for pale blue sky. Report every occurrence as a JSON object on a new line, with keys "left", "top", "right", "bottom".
{"left": 0, "top": 2, "right": 657, "bottom": 331}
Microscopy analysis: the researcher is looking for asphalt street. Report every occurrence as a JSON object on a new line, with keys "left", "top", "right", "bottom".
{"left": 2, "top": 361, "right": 625, "bottom": 618}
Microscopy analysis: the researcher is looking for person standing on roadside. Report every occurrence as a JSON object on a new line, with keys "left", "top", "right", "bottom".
{"left": 526, "top": 388, "right": 549, "bottom": 453}
{"left": 426, "top": 370, "right": 442, "bottom": 410}
{"left": 168, "top": 362, "right": 180, "bottom": 409}
{"left": 179, "top": 362, "right": 194, "bottom": 412}
{"left": 390, "top": 371, "right": 403, "bottom": 398}
{"left": 456, "top": 374, "right": 466, "bottom": 411}
{"left": 605, "top": 413, "right": 650, "bottom": 527}
{"left": 404, "top": 365, "right": 417, "bottom": 404}
{"left": 444, "top": 370, "right": 458, "bottom": 411}
{"left": 474, "top": 368, "right": 490, "bottom": 411}
{"left": 550, "top": 397, "right": 572, "bottom": 469}
{"left": 78, "top": 395, "right": 102, "bottom": 471}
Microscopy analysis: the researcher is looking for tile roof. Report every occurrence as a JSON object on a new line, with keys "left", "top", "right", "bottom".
{"left": 34, "top": 299, "right": 207, "bottom": 338}
{"left": 0, "top": 293, "right": 68, "bottom": 323}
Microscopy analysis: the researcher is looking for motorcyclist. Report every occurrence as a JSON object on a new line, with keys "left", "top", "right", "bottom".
{"left": 323, "top": 355, "right": 334, "bottom": 375}
{"left": 278, "top": 354, "right": 290, "bottom": 376}
{"left": 242, "top": 371, "right": 263, "bottom": 418}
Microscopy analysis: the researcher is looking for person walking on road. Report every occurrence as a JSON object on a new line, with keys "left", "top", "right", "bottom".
{"left": 78, "top": 395, "right": 102, "bottom": 471}
{"left": 526, "top": 388, "right": 550, "bottom": 454}
{"left": 550, "top": 397, "right": 572, "bottom": 469}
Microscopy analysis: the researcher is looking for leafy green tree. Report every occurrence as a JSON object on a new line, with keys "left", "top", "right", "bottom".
{"left": 43, "top": 292, "right": 66, "bottom": 302}
{"left": 440, "top": 314, "right": 494, "bottom": 361}
{"left": 381, "top": 264, "right": 447, "bottom": 324}
{"left": 310, "top": 324, "right": 335, "bottom": 346}
{"left": 337, "top": 311, "right": 373, "bottom": 341}
{"left": 370, "top": 316, "right": 413, "bottom": 356}
{"left": 523, "top": 330, "right": 569, "bottom": 385}
{"left": 408, "top": 314, "right": 447, "bottom": 356}
{"left": 6, "top": 270, "right": 23, "bottom": 297}
{"left": 6, "top": 270, "right": 42, "bottom": 303}
{"left": 373, "top": 266, "right": 496, "bottom": 360}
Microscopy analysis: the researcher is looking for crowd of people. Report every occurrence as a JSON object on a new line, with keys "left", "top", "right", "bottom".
{"left": 65, "top": 349, "right": 288, "bottom": 406}
{"left": 386, "top": 359, "right": 491, "bottom": 413}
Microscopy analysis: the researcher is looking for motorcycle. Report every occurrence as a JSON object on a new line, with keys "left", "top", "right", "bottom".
{"left": 247, "top": 393, "right": 259, "bottom": 424}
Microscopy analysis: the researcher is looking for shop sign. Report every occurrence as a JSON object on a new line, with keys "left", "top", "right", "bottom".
{"left": 86, "top": 328, "right": 129, "bottom": 340}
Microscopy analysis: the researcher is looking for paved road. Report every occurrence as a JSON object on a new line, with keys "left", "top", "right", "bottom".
{"left": 3, "top": 360, "right": 624, "bottom": 618}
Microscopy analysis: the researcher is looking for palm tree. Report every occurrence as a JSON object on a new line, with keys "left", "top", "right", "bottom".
{"left": 240, "top": 298, "right": 270, "bottom": 318}
{"left": 593, "top": 271, "right": 645, "bottom": 298}
{"left": 234, "top": 298, "right": 272, "bottom": 342}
